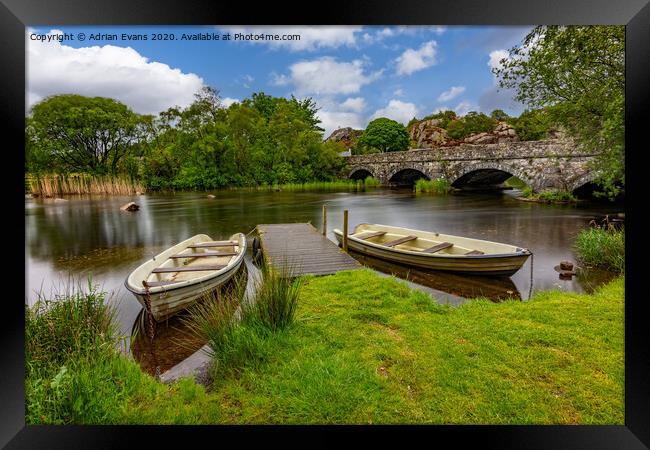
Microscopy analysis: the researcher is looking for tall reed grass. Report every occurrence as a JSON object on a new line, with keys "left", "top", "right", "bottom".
{"left": 26, "top": 173, "right": 145, "bottom": 196}
{"left": 574, "top": 225, "right": 625, "bottom": 273}
{"left": 414, "top": 178, "right": 453, "bottom": 194}
{"left": 182, "top": 261, "right": 303, "bottom": 382}
{"left": 25, "top": 280, "right": 148, "bottom": 424}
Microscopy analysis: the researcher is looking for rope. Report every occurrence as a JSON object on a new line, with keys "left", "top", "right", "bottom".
{"left": 141, "top": 281, "right": 160, "bottom": 379}
{"left": 527, "top": 250, "right": 534, "bottom": 300}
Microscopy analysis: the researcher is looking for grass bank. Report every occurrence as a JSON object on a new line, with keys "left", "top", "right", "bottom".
{"left": 230, "top": 178, "right": 381, "bottom": 193}
{"left": 26, "top": 173, "right": 145, "bottom": 196}
{"left": 519, "top": 187, "right": 577, "bottom": 203}
{"left": 26, "top": 271, "right": 624, "bottom": 424}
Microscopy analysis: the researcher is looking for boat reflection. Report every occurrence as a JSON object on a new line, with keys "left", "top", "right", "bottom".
{"left": 347, "top": 250, "right": 522, "bottom": 303}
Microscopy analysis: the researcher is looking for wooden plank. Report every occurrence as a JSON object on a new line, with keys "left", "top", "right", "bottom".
{"left": 420, "top": 242, "right": 453, "bottom": 254}
{"left": 354, "top": 231, "right": 387, "bottom": 240}
{"left": 383, "top": 235, "right": 417, "bottom": 247}
{"left": 152, "top": 264, "right": 227, "bottom": 273}
{"left": 256, "top": 223, "right": 362, "bottom": 277}
{"left": 143, "top": 280, "right": 184, "bottom": 287}
{"left": 170, "top": 251, "right": 237, "bottom": 258}
{"left": 188, "top": 241, "right": 238, "bottom": 248}
{"left": 465, "top": 250, "right": 485, "bottom": 256}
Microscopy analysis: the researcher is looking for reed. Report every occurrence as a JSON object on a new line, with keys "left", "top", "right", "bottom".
{"left": 243, "top": 261, "right": 303, "bottom": 332}
{"left": 27, "top": 173, "right": 145, "bottom": 196}
{"left": 574, "top": 226, "right": 625, "bottom": 273}
{"left": 414, "top": 178, "right": 453, "bottom": 194}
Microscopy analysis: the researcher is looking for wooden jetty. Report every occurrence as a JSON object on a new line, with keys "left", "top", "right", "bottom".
{"left": 255, "top": 223, "right": 362, "bottom": 276}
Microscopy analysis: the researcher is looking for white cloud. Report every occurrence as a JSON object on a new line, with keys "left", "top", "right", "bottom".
{"left": 393, "top": 88, "right": 404, "bottom": 97}
{"left": 318, "top": 110, "right": 364, "bottom": 139}
{"left": 219, "top": 26, "right": 362, "bottom": 52}
{"left": 370, "top": 99, "right": 419, "bottom": 124}
{"left": 437, "top": 86, "right": 465, "bottom": 102}
{"left": 454, "top": 101, "right": 474, "bottom": 116}
{"left": 395, "top": 41, "right": 438, "bottom": 76}
{"left": 273, "top": 57, "right": 382, "bottom": 96}
{"left": 27, "top": 30, "right": 204, "bottom": 115}
{"left": 221, "top": 97, "right": 239, "bottom": 108}
{"left": 340, "top": 97, "right": 366, "bottom": 113}
{"left": 488, "top": 49, "right": 509, "bottom": 71}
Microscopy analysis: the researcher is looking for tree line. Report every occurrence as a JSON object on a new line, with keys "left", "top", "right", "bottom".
{"left": 25, "top": 26, "right": 624, "bottom": 197}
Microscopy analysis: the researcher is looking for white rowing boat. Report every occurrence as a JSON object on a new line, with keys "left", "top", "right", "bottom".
{"left": 125, "top": 233, "right": 246, "bottom": 321}
{"left": 333, "top": 223, "right": 530, "bottom": 276}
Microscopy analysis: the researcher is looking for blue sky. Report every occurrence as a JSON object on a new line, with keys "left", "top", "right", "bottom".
{"left": 27, "top": 25, "right": 533, "bottom": 137}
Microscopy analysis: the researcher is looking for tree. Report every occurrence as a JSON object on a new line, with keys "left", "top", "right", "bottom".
{"left": 445, "top": 112, "right": 497, "bottom": 140}
{"left": 28, "top": 95, "right": 144, "bottom": 175}
{"left": 358, "top": 118, "right": 409, "bottom": 153}
{"left": 493, "top": 25, "right": 624, "bottom": 198}
{"left": 512, "top": 109, "right": 553, "bottom": 141}
{"left": 490, "top": 109, "right": 510, "bottom": 121}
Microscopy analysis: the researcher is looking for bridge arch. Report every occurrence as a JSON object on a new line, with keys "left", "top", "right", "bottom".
{"left": 450, "top": 162, "right": 536, "bottom": 190}
{"left": 348, "top": 166, "right": 376, "bottom": 181}
{"left": 388, "top": 168, "right": 431, "bottom": 186}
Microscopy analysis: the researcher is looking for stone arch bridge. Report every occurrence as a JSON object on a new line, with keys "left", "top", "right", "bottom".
{"left": 345, "top": 140, "right": 599, "bottom": 193}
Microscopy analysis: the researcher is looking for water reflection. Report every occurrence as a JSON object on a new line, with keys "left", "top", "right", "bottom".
{"left": 348, "top": 250, "right": 522, "bottom": 303}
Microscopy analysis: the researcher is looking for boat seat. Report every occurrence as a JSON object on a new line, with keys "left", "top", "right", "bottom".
{"left": 354, "top": 231, "right": 387, "bottom": 240}
{"left": 420, "top": 242, "right": 453, "bottom": 254}
{"left": 188, "top": 241, "right": 238, "bottom": 248}
{"left": 152, "top": 264, "right": 228, "bottom": 273}
{"left": 383, "top": 235, "right": 417, "bottom": 247}
{"left": 170, "top": 251, "right": 237, "bottom": 258}
{"left": 142, "top": 280, "right": 184, "bottom": 287}
{"left": 465, "top": 250, "right": 485, "bottom": 255}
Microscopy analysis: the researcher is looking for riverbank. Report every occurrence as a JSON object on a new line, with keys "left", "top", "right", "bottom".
{"left": 26, "top": 269, "right": 624, "bottom": 424}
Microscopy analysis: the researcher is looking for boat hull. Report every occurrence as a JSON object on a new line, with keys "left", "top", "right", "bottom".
{"left": 125, "top": 233, "right": 246, "bottom": 322}
{"left": 333, "top": 224, "right": 530, "bottom": 276}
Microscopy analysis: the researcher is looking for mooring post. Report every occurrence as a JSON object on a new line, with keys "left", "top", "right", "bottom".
{"left": 322, "top": 204, "right": 327, "bottom": 236}
{"left": 343, "top": 209, "right": 349, "bottom": 253}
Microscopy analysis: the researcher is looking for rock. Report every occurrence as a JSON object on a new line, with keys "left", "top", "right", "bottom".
{"left": 324, "top": 127, "right": 363, "bottom": 149}
{"left": 465, "top": 132, "right": 498, "bottom": 144}
{"left": 559, "top": 260, "right": 574, "bottom": 271}
{"left": 135, "top": 191, "right": 143, "bottom": 196}
{"left": 409, "top": 120, "right": 450, "bottom": 148}
{"left": 54, "top": 198, "right": 68, "bottom": 203}
{"left": 25, "top": 193, "right": 33, "bottom": 199}
{"left": 120, "top": 202, "right": 139, "bottom": 211}
{"left": 207, "top": 194, "right": 216, "bottom": 199}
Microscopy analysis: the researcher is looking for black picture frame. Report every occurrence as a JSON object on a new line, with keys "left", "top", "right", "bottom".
{"left": 4, "top": 0, "right": 648, "bottom": 447}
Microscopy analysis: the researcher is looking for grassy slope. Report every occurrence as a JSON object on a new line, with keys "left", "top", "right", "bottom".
{"left": 129, "top": 269, "right": 624, "bottom": 424}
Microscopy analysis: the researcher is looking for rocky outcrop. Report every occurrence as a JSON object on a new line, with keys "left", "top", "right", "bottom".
{"left": 465, "top": 132, "right": 498, "bottom": 144}
{"left": 464, "top": 122, "right": 518, "bottom": 145}
{"left": 324, "top": 127, "right": 363, "bottom": 149}
{"left": 408, "top": 119, "right": 450, "bottom": 148}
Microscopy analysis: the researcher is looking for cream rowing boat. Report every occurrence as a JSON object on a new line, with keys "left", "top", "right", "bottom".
{"left": 333, "top": 223, "right": 530, "bottom": 276}
{"left": 125, "top": 233, "right": 246, "bottom": 321}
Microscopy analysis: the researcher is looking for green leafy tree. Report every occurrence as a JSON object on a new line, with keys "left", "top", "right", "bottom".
{"left": 420, "top": 110, "right": 458, "bottom": 129}
{"left": 28, "top": 95, "right": 144, "bottom": 175}
{"left": 513, "top": 109, "right": 553, "bottom": 141}
{"left": 446, "top": 112, "right": 497, "bottom": 140}
{"left": 493, "top": 25, "right": 624, "bottom": 199}
{"left": 490, "top": 109, "right": 510, "bottom": 121}
{"left": 358, "top": 118, "right": 409, "bottom": 153}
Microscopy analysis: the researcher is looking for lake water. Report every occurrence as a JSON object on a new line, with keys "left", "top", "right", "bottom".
{"left": 25, "top": 188, "right": 622, "bottom": 374}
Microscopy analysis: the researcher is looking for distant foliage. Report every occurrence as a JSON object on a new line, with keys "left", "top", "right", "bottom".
{"left": 446, "top": 112, "right": 498, "bottom": 140}
{"left": 511, "top": 109, "right": 553, "bottom": 141}
{"left": 418, "top": 110, "right": 458, "bottom": 129}
{"left": 414, "top": 178, "right": 453, "bottom": 194}
{"left": 357, "top": 118, "right": 410, "bottom": 153}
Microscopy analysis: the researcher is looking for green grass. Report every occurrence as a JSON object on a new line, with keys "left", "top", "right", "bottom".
{"left": 414, "top": 178, "right": 453, "bottom": 194}
{"left": 27, "top": 271, "right": 624, "bottom": 424}
{"left": 231, "top": 179, "right": 380, "bottom": 192}
{"left": 574, "top": 227, "right": 625, "bottom": 273}
{"left": 521, "top": 188, "right": 577, "bottom": 203}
